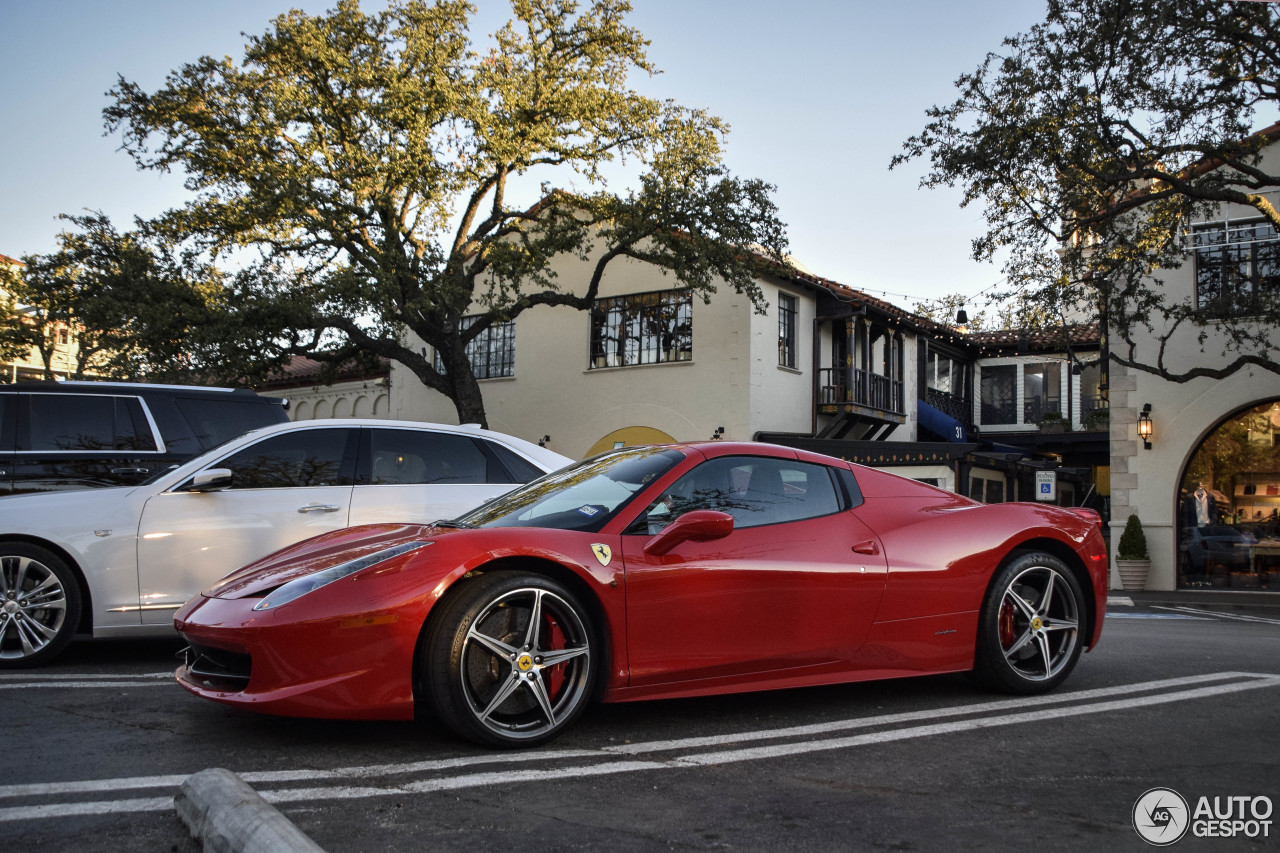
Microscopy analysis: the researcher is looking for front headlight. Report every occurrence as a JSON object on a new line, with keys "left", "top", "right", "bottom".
{"left": 252, "top": 540, "right": 432, "bottom": 611}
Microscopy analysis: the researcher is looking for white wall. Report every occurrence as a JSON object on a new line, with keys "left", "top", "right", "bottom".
{"left": 285, "top": 378, "right": 391, "bottom": 421}
{"left": 391, "top": 249, "right": 817, "bottom": 460}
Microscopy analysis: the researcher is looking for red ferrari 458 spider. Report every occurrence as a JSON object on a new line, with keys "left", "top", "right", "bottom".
{"left": 175, "top": 442, "right": 1108, "bottom": 748}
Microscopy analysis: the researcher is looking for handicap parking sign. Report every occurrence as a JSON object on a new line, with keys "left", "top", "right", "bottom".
{"left": 1035, "top": 470, "right": 1057, "bottom": 502}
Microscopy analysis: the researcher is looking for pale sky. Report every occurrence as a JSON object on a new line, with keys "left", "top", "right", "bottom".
{"left": 0, "top": 0, "right": 1048, "bottom": 311}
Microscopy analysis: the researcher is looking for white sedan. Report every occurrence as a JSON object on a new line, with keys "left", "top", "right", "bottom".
{"left": 0, "top": 419, "right": 571, "bottom": 666}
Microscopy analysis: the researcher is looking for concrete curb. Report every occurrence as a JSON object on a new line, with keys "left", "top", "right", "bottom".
{"left": 175, "top": 768, "right": 326, "bottom": 853}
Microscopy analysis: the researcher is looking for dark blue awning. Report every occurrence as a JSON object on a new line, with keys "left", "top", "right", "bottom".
{"left": 917, "top": 400, "right": 968, "bottom": 442}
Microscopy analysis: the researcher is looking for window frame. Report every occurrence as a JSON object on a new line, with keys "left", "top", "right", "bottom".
{"left": 1192, "top": 218, "right": 1280, "bottom": 316}
{"left": 778, "top": 292, "right": 798, "bottom": 369}
{"left": 434, "top": 316, "right": 516, "bottom": 380}
{"left": 589, "top": 288, "right": 693, "bottom": 369}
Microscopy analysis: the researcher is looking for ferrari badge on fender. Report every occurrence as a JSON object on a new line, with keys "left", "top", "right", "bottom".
{"left": 591, "top": 543, "right": 612, "bottom": 567}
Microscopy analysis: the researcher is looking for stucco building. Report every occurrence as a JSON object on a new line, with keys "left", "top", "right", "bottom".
{"left": 1107, "top": 139, "right": 1280, "bottom": 591}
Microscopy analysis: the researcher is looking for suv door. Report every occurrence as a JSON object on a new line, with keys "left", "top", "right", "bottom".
{"left": 0, "top": 393, "right": 13, "bottom": 495}
{"left": 11, "top": 392, "right": 163, "bottom": 494}
{"left": 135, "top": 426, "right": 358, "bottom": 624}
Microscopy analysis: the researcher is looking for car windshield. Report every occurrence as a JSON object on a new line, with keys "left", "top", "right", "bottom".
{"left": 457, "top": 446, "right": 684, "bottom": 532}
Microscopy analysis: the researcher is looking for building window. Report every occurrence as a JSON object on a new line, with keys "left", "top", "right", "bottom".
{"left": 1192, "top": 219, "right": 1280, "bottom": 316}
{"left": 434, "top": 317, "right": 515, "bottom": 379}
{"left": 590, "top": 288, "right": 692, "bottom": 369}
{"left": 1022, "top": 362, "right": 1062, "bottom": 423}
{"left": 969, "top": 469, "right": 1007, "bottom": 504}
{"left": 980, "top": 364, "right": 1017, "bottom": 424}
{"left": 778, "top": 293, "right": 797, "bottom": 369}
{"left": 927, "top": 350, "right": 956, "bottom": 394}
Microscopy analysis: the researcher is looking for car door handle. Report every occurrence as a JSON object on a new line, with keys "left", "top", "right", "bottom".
{"left": 298, "top": 503, "right": 341, "bottom": 514}
{"left": 852, "top": 540, "right": 880, "bottom": 556}
{"left": 111, "top": 466, "right": 150, "bottom": 475}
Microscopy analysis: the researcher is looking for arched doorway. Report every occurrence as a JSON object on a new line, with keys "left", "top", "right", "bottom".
{"left": 1177, "top": 400, "right": 1280, "bottom": 590}
{"left": 586, "top": 426, "right": 677, "bottom": 457}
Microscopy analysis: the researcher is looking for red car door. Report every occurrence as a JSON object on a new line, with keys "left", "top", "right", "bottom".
{"left": 619, "top": 455, "right": 887, "bottom": 688}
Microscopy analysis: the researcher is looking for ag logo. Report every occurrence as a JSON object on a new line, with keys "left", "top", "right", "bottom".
{"left": 590, "top": 543, "right": 612, "bottom": 567}
{"left": 1133, "top": 787, "right": 1190, "bottom": 846}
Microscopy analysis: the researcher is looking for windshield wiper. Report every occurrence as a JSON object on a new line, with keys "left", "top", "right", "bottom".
{"left": 432, "top": 520, "right": 475, "bottom": 529}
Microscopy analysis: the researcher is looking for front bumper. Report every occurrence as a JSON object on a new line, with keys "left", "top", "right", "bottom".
{"left": 174, "top": 593, "right": 426, "bottom": 720}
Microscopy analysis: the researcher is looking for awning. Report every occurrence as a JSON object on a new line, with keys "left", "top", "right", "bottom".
{"left": 917, "top": 400, "right": 968, "bottom": 442}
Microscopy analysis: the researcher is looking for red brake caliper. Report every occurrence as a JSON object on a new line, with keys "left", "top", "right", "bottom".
{"left": 545, "top": 616, "right": 567, "bottom": 697}
{"left": 998, "top": 598, "right": 1016, "bottom": 649}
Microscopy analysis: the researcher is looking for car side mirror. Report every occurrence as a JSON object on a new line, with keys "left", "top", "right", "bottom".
{"left": 188, "top": 468, "right": 233, "bottom": 493}
{"left": 644, "top": 510, "right": 734, "bottom": 556}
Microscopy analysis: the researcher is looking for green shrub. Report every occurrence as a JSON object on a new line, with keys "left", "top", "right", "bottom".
{"left": 1117, "top": 514, "right": 1149, "bottom": 560}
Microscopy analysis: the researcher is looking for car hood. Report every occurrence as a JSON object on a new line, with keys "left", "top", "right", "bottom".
{"left": 204, "top": 522, "right": 447, "bottom": 599}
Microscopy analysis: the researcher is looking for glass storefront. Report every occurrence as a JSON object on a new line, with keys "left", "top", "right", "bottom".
{"left": 1178, "top": 401, "right": 1280, "bottom": 590}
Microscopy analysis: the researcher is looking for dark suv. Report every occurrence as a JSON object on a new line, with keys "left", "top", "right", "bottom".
{"left": 0, "top": 381, "right": 290, "bottom": 495}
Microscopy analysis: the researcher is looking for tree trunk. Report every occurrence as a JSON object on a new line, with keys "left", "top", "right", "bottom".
{"left": 451, "top": 369, "right": 488, "bottom": 428}
{"left": 435, "top": 341, "right": 489, "bottom": 429}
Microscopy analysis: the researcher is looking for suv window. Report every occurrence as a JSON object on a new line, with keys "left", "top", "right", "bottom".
{"left": 632, "top": 456, "right": 842, "bottom": 533}
{"left": 174, "top": 396, "right": 287, "bottom": 450}
{"left": 215, "top": 429, "right": 356, "bottom": 489}
{"left": 24, "top": 394, "right": 158, "bottom": 452}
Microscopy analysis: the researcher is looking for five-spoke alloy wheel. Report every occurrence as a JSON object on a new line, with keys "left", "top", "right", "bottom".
{"left": 973, "top": 552, "right": 1085, "bottom": 694}
{"left": 424, "top": 572, "right": 596, "bottom": 748}
{"left": 0, "top": 543, "right": 82, "bottom": 668}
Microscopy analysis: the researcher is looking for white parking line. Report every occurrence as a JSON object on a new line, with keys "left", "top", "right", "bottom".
{"left": 0, "top": 681, "right": 175, "bottom": 691}
{"left": 0, "top": 672, "right": 172, "bottom": 680}
{"left": 0, "top": 672, "right": 174, "bottom": 692}
{"left": 1, "top": 671, "right": 1277, "bottom": 823}
{"left": 1155, "top": 605, "right": 1280, "bottom": 626}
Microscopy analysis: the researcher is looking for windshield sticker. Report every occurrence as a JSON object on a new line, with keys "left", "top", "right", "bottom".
{"left": 577, "top": 505, "right": 600, "bottom": 516}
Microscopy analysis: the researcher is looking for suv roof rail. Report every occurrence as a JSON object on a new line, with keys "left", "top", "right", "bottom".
{"left": 8, "top": 379, "right": 259, "bottom": 394}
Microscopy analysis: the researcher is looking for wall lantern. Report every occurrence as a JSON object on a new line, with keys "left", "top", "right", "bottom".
{"left": 1137, "top": 403, "right": 1153, "bottom": 450}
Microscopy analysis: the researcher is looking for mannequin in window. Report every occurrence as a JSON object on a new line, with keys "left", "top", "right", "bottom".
{"left": 1192, "top": 484, "right": 1215, "bottom": 527}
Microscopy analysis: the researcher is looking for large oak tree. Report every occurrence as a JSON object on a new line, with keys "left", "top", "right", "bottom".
{"left": 894, "top": 0, "right": 1280, "bottom": 383}
{"left": 105, "top": 0, "right": 788, "bottom": 426}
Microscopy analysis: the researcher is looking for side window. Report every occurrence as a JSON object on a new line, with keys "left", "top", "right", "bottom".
{"left": 632, "top": 456, "right": 842, "bottom": 533}
{"left": 174, "top": 397, "right": 286, "bottom": 450}
{"left": 214, "top": 429, "right": 354, "bottom": 489}
{"left": 366, "top": 429, "right": 488, "bottom": 485}
{"left": 485, "top": 441, "right": 546, "bottom": 484}
{"left": 0, "top": 394, "right": 12, "bottom": 451}
{"left": 118, "top": 398, "right": 159, "bottom": 451}
{"left": 26, "top": 395, "right": 115, "bottom": 451}
{"left": 23, "top": 394, "right": 157, "bottom": 452}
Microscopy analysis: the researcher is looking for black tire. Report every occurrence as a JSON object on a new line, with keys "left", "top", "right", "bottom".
{"left": 423, "top": 572, "right": 596, "bottom": 748}
{"left": 972, "top": 551, "right": 1085, "bottom": 694}
{"left": 0, "top": 542, "right": 82, "bottom": 668}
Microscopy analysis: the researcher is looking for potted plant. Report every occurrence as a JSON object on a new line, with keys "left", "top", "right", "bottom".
{"left": 1037, "top": 411, "right": 1068, "bottom": 433}
{"left": 1083, "top": 409, "right": 1110, "bottom": 432}
{"left": 1115, "top": 513, "right": 1151, "bottom": 591}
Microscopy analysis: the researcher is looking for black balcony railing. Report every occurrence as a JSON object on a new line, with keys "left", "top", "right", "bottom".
{"left": 926, "top": 388, "right": 970, "bottom": 423}
{"left": 1024, "top": 396, "right": 1063, "bottom": 424}
{"left": 1081, "top": 393, "right": 1109, "bottom": 418}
